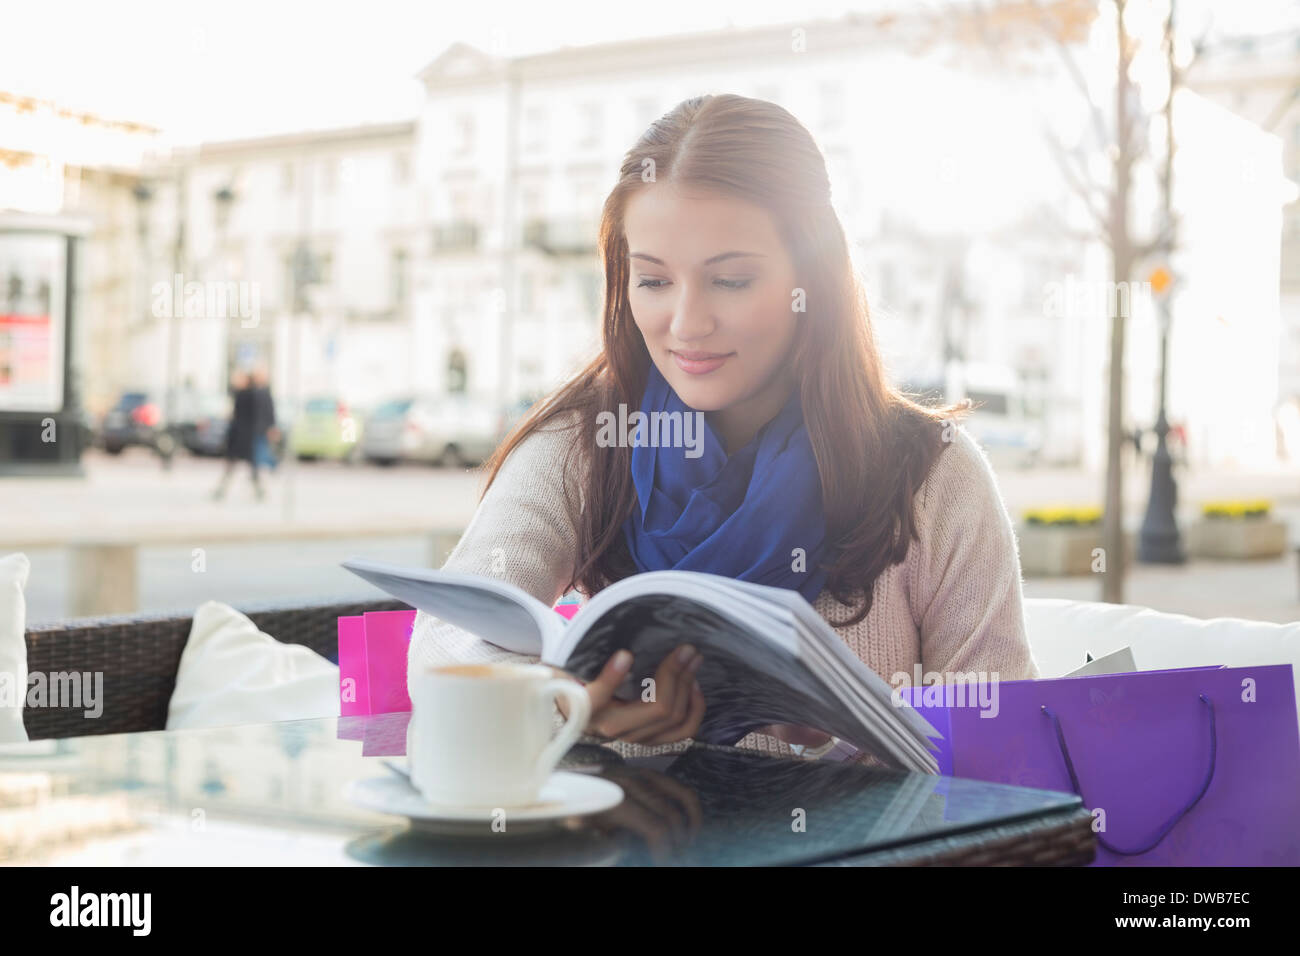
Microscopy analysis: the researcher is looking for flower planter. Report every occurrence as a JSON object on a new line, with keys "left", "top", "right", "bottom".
{"left": 1186, "top": 517, "right": 1287, "bottom": 560}
{"left": 1017, "top": 524, "right": 1102, "bottom": 576}
{"left": 1016, "top": 524, "right": 1136, "bottom": 577}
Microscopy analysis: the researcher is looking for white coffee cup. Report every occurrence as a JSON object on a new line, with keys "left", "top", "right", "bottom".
{"left": 406, "top": 662, "right": 591, "bottom": 808}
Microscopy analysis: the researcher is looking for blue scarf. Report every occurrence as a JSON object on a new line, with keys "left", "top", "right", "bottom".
{"left": 621, "top": 362, "right": 828, "bottom": 602}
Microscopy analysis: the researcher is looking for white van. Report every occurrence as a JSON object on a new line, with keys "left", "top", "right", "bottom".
{"left": 901, "top": 362, "right": 1042, "bottom": 468}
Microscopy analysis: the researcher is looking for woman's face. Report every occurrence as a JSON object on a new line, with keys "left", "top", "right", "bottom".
{"left": 623, "top": 182, "right": 800, "bottom": 448}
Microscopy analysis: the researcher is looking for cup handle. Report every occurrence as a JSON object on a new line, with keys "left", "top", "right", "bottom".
{"left": 533, "top": 679, "right": 591, "bottom": 784}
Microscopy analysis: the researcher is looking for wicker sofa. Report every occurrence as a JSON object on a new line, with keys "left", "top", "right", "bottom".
{"left": 21, "top": 597, "right": 409, "bottom": 740}
{"left": 25, "top": 594, "right": 1300, "bottom": 742}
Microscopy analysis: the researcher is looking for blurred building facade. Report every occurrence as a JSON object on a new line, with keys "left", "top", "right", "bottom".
{"left": 0, "top": 91, "right": 160, "bottom": 419}
{"left": 131, "top": 122, "right": 422, "bottom": 416}
{"left": 1185, "top": 31, "right": 1300, "bottom": 445}
{"left": 4, "top": 9, "right": 1295, "bottom": 469}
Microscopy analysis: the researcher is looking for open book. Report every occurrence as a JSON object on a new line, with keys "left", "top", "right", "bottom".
{"left": 342, "top": 558, "right": 942, "bottom": 773}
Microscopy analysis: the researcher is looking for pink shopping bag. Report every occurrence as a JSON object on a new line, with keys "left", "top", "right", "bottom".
{"left": 338, "top": 603, "right": 578, "bottom": 716}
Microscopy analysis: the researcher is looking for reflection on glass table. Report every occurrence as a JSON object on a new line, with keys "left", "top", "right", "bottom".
{"left": 0, "top": 711, "right": 1094, "bottom": 866}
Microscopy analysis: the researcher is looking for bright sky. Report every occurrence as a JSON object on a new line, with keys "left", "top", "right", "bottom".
{"left": 2, "top": 0, "right": 887, "bottom": 142}
{"left": 8, "top": 0, "right": 1295, "bottom": 144}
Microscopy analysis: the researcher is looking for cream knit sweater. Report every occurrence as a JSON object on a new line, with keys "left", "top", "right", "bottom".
{"left": 407, "top": 413, "right": 1039, "bottom": 764}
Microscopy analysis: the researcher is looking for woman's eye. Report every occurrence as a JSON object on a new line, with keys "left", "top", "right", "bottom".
{"left": 634, "top": 277, "right": 752, "bottom": 290}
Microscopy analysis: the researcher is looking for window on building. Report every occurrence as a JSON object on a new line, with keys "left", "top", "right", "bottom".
{"left": 633, "top": 97, "right": 658, "bottom": 130}
{"left": 524, "top": 107, "right": 546, "bottom": 152}
{"left": 447, "top": 348, "right": 468, "bottom": 393}
{"left": 573, "top": 178, "right": 599, "bottom": 222}
{"left": 878, "top": 261, "right": 896, "bottom": 304}
{"left": 580, "top": 269, "right": 602, "bottom": 317}
{"left": 285, "top": 246, "right": 331, "bottom": 305}
{"left": 280, "top": 162, "right": 295, "bottom": 194}
{"left": 521, "top": 185, "right": 543, "bottom": 222}
{"left": 455, "top": 114, "right": 475, "bottom": 156}
{"left": 966, "top": 390, "right": 1011, "bottom": 416}
{"left": 519, "top": 270, "right": 534, "bottom": 314}
{"left": 820, "top": 81, "right": 845, "bottom": 129}
{"left": 578, "top": 103, "right": 602, "bottom": 148}
{"left": 452, "top": 187, "right": 473, "bottom": 221}
{"left": 391, "top": 249, "right": 408, "bottom": 309}
{"left": 282, "top": 253, "right": 297, "bottom": 307}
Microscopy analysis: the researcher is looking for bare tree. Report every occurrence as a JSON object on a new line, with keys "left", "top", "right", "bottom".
{"left": 968, "top": 0, "right": 1200, "bottom": 602}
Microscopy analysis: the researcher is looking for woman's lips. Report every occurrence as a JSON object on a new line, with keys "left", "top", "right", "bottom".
{"left": 671, "top": 350, "right": 733, "bottom": 375}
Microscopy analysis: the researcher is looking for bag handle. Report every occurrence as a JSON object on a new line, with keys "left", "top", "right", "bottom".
{"left": 1041, "top": 693, "right": 1216, "bottom": 856}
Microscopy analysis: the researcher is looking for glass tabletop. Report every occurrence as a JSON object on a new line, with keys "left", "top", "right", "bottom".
{"left": 0, "top": 712, "right": 1084, "bottom": 866}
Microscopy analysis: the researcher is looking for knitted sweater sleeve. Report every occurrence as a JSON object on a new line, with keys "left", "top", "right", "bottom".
{"left": 907, "top": 427, "right": 1040, "bottom": 682}
{"left": 405, "top": 412, "right": 700, "bottom": 759}
{"left": 407, "top": 414, "right": 584, "bottom": 678}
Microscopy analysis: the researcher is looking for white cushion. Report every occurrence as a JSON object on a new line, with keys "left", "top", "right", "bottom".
{"left": 0, "top": 553, "right": 30, "bottom": 744}
{"left": 166, "top": 601, "right": 339, "bottom": 731}
{"left": 1025, "top": 596, "right": 1300, "bottom": 710}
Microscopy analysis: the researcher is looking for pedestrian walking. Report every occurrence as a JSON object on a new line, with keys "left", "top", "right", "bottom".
{"left": 249, "top": 367, "right": 280, "bottom": 474}
{"left": 212, "top": 369, "right": 269, "bottom": 501}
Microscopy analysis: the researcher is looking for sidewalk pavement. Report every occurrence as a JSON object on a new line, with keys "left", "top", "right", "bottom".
{"left": 6, "top": 449, "right": 1299, "bottom": 624}
{"left": 1024, "top": 553, "right": 1299, "bottom": 624}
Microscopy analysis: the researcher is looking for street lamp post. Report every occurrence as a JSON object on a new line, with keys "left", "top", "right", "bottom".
{"left": 1138, "top": 0, "right": 1185, "bottom": 565}
{"left": 283, "top": 235, "right": 321, "bottom": 523}
{"left": 157, "top": 164, "right": 188, "bottom": 469}
{"left": 498, "top": 61, "right": 520, "bottom": 409}
{"left": 1138, "top": 277, "right": 1185, "bottom": 563}
{"left": 213, "top": 184, "right": 236, "bottom": 383}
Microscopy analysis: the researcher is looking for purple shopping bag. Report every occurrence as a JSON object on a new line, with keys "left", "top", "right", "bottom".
{"left": 897, "top": 664, "right": 1226, "bottom": 777}
{"left": 915, "top": 664, "right": 1300, "bottom": 866}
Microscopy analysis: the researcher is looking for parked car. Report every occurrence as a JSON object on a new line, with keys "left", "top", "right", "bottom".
{"left": 289, "top": 396, "right": 360, "bottom": 462}
{"left": 100, "top": 391, "right": 176, "bottom": 456}
{"left": 901, "top": 364, "right": 1042, "bottom": 469}
{"left": 359, "top": 397, "right": 417, "bottom": 466}
{"left": 175, "top": 393, "right": 232, "bottom": 457}
{"left": 500, "top": 395, "right": 539, "bottom": 436}
{"left": 961, "top": 389, "right": 1043, "bottom": 469}
{"left": 361, "top": 394, "right": 502, "bottom": 467}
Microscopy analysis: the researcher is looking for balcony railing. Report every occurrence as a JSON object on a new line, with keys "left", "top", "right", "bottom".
{"left": 432, "top": 221, "right": 480, "bottom": 252}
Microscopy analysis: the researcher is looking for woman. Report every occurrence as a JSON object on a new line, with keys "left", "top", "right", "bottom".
{"left": 213, "top": 368, "right": 274, "bottom": 501}
{"left": 410, "top": 94, "right": 1037, "bottom": 762}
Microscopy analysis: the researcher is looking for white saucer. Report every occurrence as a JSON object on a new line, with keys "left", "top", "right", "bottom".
{"left": 345, "top": 772, "right": 624, "bottom": 835}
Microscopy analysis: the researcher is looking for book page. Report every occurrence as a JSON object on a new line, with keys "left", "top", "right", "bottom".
{"left": 341, "top": 558, "right": 561, "bottom": 656}
{"left": 562, "top": 592, "right": 882, "bottom": 748}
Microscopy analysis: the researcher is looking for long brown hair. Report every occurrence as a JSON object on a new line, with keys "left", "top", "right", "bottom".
{"left": 483, "top": 93, "right": 964, "bottom": 626}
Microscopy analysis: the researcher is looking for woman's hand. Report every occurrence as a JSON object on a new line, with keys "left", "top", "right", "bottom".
{"left": 557, "top": 646, "right": 705, "bottom": 745}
